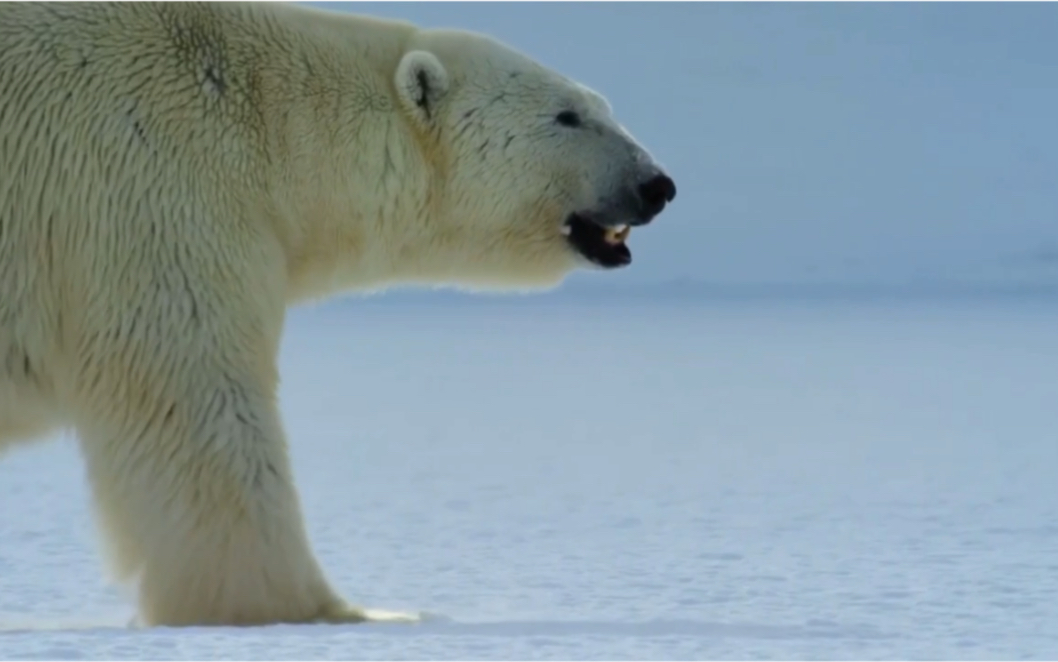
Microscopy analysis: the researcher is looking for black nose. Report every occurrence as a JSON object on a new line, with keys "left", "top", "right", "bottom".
{"left": 637, "top": 173, "right": 677, "bottom": 221}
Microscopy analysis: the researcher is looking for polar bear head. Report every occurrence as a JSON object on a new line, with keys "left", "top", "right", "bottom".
{"left": 392, "top": 29, "right": 676, "bottom": 291}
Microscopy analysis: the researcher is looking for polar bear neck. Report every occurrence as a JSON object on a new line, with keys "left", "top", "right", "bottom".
{"left": 240, "top": 5, "right": 454, "bottom": 302}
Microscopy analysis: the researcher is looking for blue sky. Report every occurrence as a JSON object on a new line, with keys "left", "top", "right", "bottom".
{"left": 314, "top": 2, "right": 1058, "bottom": 288}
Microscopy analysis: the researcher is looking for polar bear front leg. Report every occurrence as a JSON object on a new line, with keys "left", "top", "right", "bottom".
{"left": 70, "top": 259, "right": 416, "bottom": 627}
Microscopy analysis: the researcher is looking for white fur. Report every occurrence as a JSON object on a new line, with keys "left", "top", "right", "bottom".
{"left": 0, "top": 1, "right": 663, "bottom": 627}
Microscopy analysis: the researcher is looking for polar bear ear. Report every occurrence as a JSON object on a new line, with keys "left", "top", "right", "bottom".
{"left": 395, "top": 51, "right": 449, "bottom": 124}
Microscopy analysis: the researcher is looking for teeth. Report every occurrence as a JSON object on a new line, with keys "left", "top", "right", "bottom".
{"left": 604, "top": 224, "right": 630, "bottom": 245}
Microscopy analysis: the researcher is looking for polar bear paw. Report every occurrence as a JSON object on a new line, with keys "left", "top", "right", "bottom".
{"left": 318, "top": 602, "right": 425, "bottom": 625}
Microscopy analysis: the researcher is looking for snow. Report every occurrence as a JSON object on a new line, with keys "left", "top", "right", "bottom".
{"left": 1, "top": 296, "right": 1056, "bottom": 660}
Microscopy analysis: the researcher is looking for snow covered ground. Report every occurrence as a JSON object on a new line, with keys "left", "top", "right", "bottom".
{"left": 1, "top": 296, "right": 1056, "bottom": 660}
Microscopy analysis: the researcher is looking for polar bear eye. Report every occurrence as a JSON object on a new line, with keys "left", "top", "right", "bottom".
{"left": 555, "top": 110, "right": 582, "bottom": 128}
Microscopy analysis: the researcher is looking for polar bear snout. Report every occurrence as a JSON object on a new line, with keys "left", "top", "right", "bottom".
{"left": 562, "top": 169, "right": 675, "bottom": 269}
{"left": 632, "top": 172, "right": 677, "bottom": 226}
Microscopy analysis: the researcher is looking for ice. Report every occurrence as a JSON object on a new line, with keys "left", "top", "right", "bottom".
{"left": 1, "top": 296, "right": 1056, "bottom": 659}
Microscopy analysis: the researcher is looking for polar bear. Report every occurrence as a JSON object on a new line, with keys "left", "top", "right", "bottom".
{"left": 0, "top": 2, "right": 676, "bottom": 627}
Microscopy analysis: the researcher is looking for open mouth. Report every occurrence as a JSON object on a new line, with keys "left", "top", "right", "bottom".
{"left": 562, "top": 214, "right": 632, "bottom": 268}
